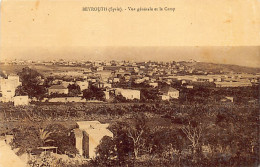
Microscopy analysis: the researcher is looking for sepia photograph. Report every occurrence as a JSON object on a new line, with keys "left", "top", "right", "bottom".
{"left": 0, "top": 0, "right": 260, "bottom": 167}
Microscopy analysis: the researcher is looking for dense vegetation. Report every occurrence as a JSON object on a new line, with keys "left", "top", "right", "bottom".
{"left": 0, "top": 102, "right": 259, "bottom": 166}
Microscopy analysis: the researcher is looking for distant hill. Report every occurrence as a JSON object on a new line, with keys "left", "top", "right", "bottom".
{"left": 183, "top": 62, "right": 260, "bottom": 74}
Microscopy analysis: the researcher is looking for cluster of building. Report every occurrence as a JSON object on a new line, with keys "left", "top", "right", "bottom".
{"left": 41, "top": 60, "right": 258, "bottom": 102}
{"left": 42, "top": 60, "right": 259, "bottom": 89}
{"left": 1, "top": 60, "right": 259, "bottom": 105}
{"left": 168, "top": 74, "right": 257, "bottom": 87}
{"left": 0, "top": 75, "right": 29, "bottom": 105}
{"left": 46, "top": 81, "right": 179, "bottom": 102}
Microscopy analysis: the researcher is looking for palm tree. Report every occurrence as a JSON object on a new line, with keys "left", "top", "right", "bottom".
{"left": 39, "top": 128, "right": 53, "bottom": 146}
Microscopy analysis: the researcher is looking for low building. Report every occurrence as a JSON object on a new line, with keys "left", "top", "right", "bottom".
{"left": 13, "top": 96, "right": 29, "bottom": 106}
{"left": 76, "top": 81, "right": 89, "bottom": 91}
{"left": 115, "top": 88, "right": 140, "bottom": 100}
{"left": 74, "top": 121, "right": 113, "bottom": 159}
{"left": 97, "top": 66, "right": 104, "bottom": 71}
{"left": 48, "top": 85, "right": 68, "bottom": 95}
{"left": 96, "top": 82, "right": 112, "bottom": 89}
{"left": 143, "top": 77, "right": 149, "bottom": 81}
{"left": 220, "top": 96, "right": 234, "bottom": 102}
{"left": 161, "top": 94, "right": 170, "bottom": 101}
{"left": 161, "top": 87, "right": 179, "bottom": 99}
{"left": 0, "top": 85, "right": 15, "bottom": 102}
{"left": 134, "top": 78, "right": 145, "bottom": 84}
{"left": 0, "top": 74, "right": 22, "bottom": 102}
{"left": 215, "top": 81, "right": 252, "bottom": 87}
{"left": 113, "top": 78, "right": 120, "bottom": 83}
{"left": 186, "top": 85, "right": 194, "bottom": 89}
{"left": 149, "top": 82, "right": 158, "bottom": 88}
{"left": 61, "top": 81, "right": 74, "bottom": 88}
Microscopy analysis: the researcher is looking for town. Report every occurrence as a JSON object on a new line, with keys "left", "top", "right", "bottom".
{"left": 1, "top": 59, "right": 259, "bottom": 104}
{"left": 0, "top": 59, "right": 259, "bottom": 167}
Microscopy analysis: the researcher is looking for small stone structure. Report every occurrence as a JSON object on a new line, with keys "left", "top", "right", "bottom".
{"left": 74, "top": 121, "right": 113, "bottom": 159}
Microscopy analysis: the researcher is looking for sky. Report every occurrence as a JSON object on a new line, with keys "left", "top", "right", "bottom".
{"left": 0, "top": 0, "right": 260, "bottom": 67}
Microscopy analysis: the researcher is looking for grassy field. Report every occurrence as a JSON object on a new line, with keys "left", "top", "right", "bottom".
{"left": 0, "top": 101, "right": 188, "bottom": 136}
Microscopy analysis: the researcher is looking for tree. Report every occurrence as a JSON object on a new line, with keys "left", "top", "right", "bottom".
{"left": 43, "top": 76, "right": 55, "bottom": 87}
{"left": 140, "top": 88, "right": 160, "bottom": 102}
{"left": 15, "top": 85, "right": 28, "bottom": 96}
{"left": 11, "top": 124, "right": 42, "bottom": 155}
{"left": 17, "top": 67, "right": 46, "bottom": 99}
{"left": 46, "top": 124, "right": 78, "bottom": 155}
{"left": 109, "top": 122, "right": 133, "bottom": 163}
{"left": 125, "top": 113, "right": 150, "bottom": 159}
{"left": 68, "top": 84, "right": 81, "bottom": 96}
{"left": 112, "top": 94, "right": 127, "bottom": 103}
{"left": 181, "top": 122, "right": 202, "bottom": 154}
{"left": 94, "top": 136, "right": 117, "bottom": 166}
{"left": 82, "top": 85, "right": 105, "bottom": 101}
{"left": 39, "top": 128, "right": 54, "bottom": 146}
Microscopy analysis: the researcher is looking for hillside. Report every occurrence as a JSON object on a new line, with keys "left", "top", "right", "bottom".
{"left": 183, "top": 62, "right": 260, "bottom": 74}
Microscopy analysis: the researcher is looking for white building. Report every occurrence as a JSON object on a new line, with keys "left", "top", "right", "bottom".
{"left": 113, "top": 78, "right": 120, "bottom": 83}
{"left": 215, "top": 81, "right": 252, "bottom": 87}
{"left": 115, "top": 88, "right": 140, "bottom": 100}
{"left": 149, "top": 82, "right": 158, "bottom": 88}
{"left": 143, "top": 77, "right": 149, "bottom": 81}
{"left": 186, "top": 85, "right": 194, "bottom": 89}
{"left": 13, "top": 96, "right": 29, "bottom": 106}
{"left": 61, "top": 81, "right": 74, "bottom": 88}
{"left": 168, "top": 88, "right": 179, "bottom": 99}
{"left": 74, "top": 121, "right": 113, "bottom": 159}
{"left": 220, "top": 96, "right": 234, "bottom": 102}
{"left": 48, "top": 85, "right": 68, "bottom": 95}
{"left": 134, "top": 67, "right": 139, "bottom": 73}
{"left": 161, "top": 87, "right": 179, "bottom": 99}
{"left": 134, "top": 78, "right": 145, "bottom": 84}
{"left": 97, "top": 66, "right": 104, "bottom": 71}
{"left": 0, "top": 75, "right": 22, "bottom": 102}
{"left": 76, "top": 81, "right": 89, "bottom": 91}
{"left": 161, "top": 95, "right": 170, "bottom": 101}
